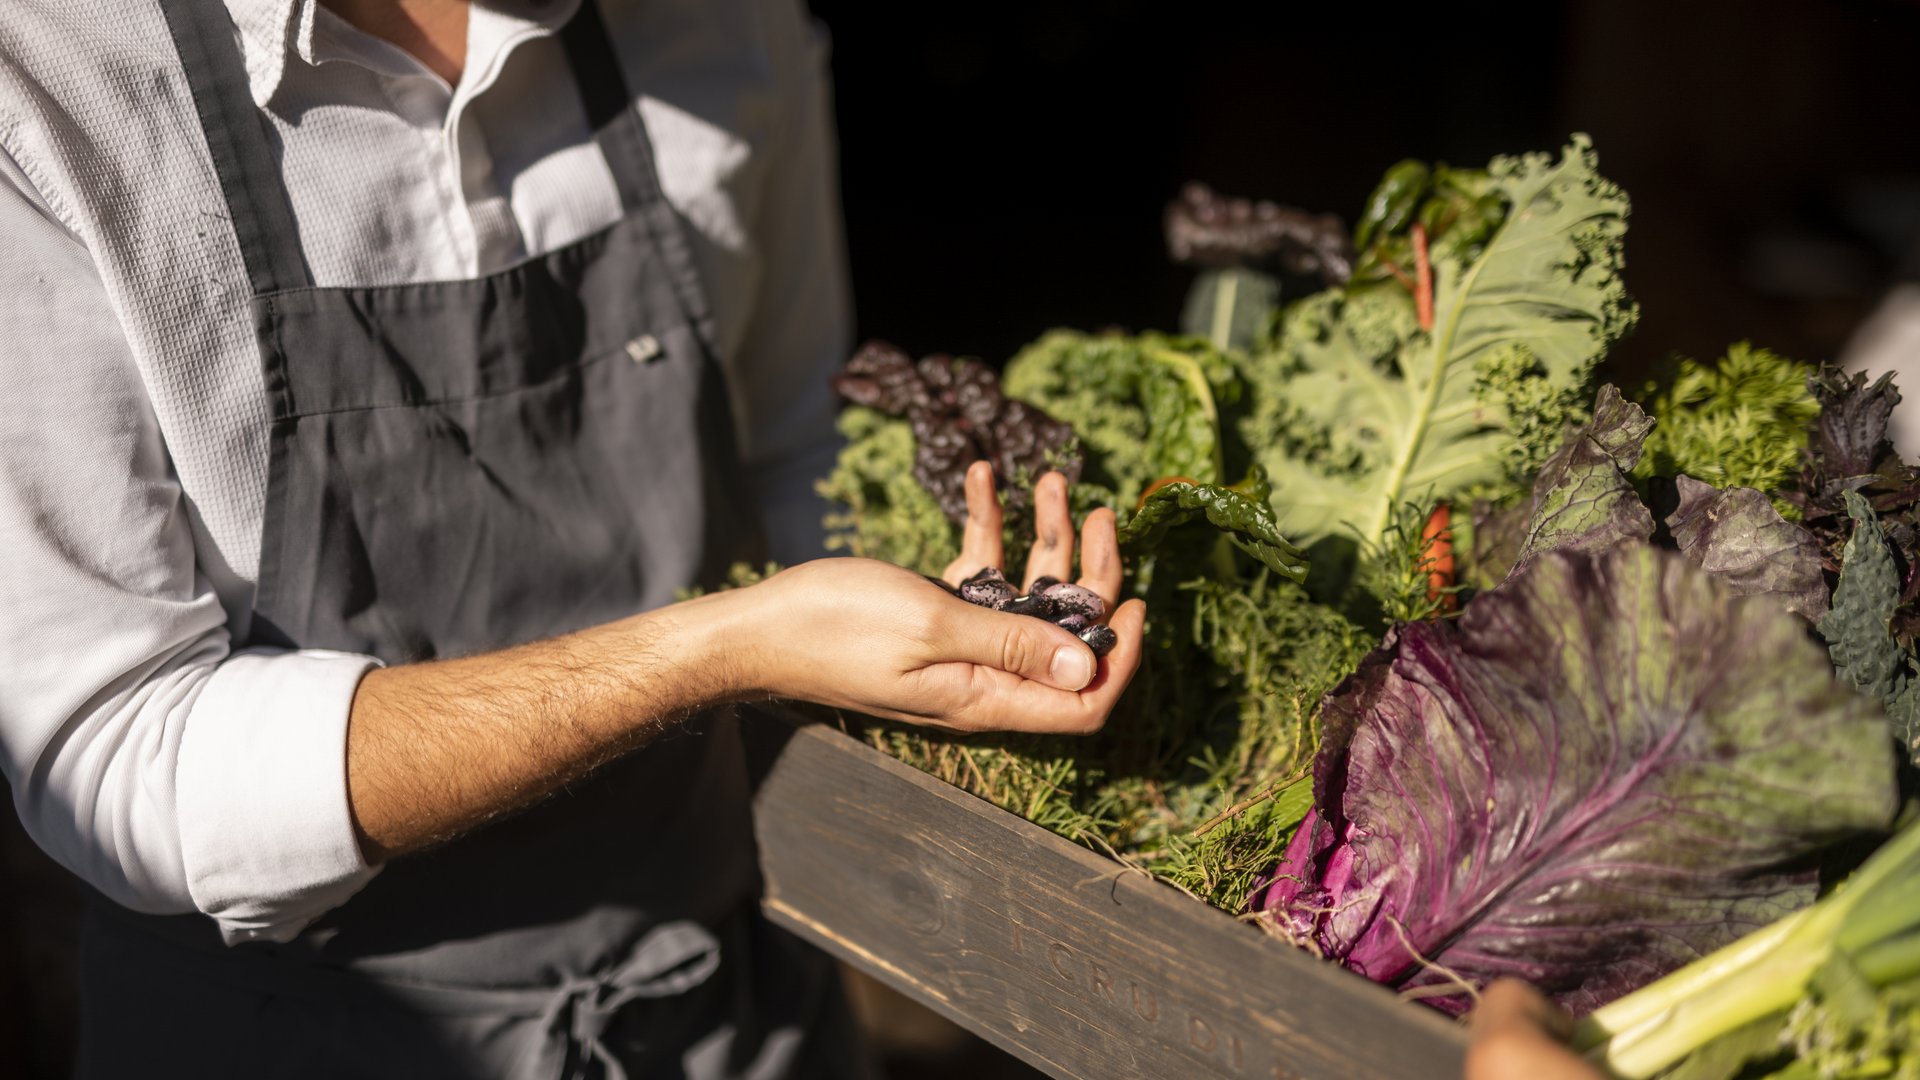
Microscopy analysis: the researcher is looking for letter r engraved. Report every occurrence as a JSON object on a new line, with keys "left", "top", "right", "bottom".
{"left": 1087, "top": 961, "right": 1117, "bottom": 1005}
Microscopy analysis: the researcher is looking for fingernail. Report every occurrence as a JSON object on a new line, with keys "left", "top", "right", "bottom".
{"left": 1050, "top": 645, "right": 1093, "bottom": 690}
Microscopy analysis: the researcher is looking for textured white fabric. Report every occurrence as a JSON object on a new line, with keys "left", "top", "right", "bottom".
{"left": 0, "top": 0, "right": 849, "bottom": 942}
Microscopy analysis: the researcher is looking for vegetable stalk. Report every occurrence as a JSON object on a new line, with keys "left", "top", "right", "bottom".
{"left": 1574, "top": 818, "right": 1920, "bottom": 1078}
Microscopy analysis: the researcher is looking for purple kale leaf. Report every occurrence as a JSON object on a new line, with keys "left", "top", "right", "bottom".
{"left": 1164, "top": 182, "right": 1352, "bottom": 283}
{"left": 831, "top": 342, "right": 1081, "bottom": 524}
{"left": 1253, "top": 545, "right": 1896, "bottom": 1018}
{"left": 1667, "top": 474, "right": 1828, "bottom": 622}
{"left": 1790, "top": 366, "right": 1920, "bottom": 649}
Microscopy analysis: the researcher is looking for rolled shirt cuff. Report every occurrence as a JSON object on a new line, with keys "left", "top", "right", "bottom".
{"left": 176, "top": 648, "right": 382, "bottom": 944}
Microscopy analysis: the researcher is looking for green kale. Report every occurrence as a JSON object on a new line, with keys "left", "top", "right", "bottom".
{"left": 1242, "top": 136, "right": 1636, "bottom": 552}
{"left": 1633, "top": 342, "right": 1817, "bottom": 513}
{"left": 816, "top": 407, "right": 959, "bottom": 576}
{"left": 1002, "top": 330, "right": 1240, "bottom": 508}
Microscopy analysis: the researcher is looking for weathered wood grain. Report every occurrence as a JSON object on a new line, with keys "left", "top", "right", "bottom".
{"left": 747, "top": 717, "right": 1468, "bottom": 1080}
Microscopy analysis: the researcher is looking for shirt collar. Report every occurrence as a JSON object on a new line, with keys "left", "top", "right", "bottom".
{"left": 222, "top": 0, "right": 578, "bottom": 107}
{"left": 223, "top": 0, "right": 319, "bottom": 108}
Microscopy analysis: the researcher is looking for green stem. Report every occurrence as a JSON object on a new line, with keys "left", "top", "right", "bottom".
{"left": 1210, "top": 271, "right": 1240, "bottom": 353}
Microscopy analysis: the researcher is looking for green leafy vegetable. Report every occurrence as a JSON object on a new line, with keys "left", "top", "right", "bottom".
{"left": 1245, "top": 136, "right": 1637, "bottom": 551}
{"left": 1823, "top": 491, "right": 1920, "bottom": 759}
{"left": 817, "top": 407, "right": 959, "bottom": 574}
{"left": 1003, "top": 330, "right": 1239, "bottom": 506}
{"left": 1118, "top": 470, "right": 1308, "bottom": 581}
{"left": 1577, "top": 815, "right": 1920, "bottom": 1079}
{"left": 1633, "top": 343, "right": 1818, "bottom": 512}
{"left": 1513, "top": 384, "right": 1655, "bottom": 568}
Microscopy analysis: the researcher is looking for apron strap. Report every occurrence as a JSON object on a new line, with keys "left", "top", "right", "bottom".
{"left": 157, "top": 1, "right": 313, "bottom": 296}
{"left": 558, "top": 0, "right": 719, "bottom": 345}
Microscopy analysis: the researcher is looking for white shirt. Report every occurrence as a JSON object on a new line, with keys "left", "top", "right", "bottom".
{"left": 0, "top": 0, "right": 848, "bottom": 942}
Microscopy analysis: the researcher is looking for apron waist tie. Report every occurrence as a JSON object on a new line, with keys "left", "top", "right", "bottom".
{"left": 535, "top": 920, "right": 723, "bottom": 1080}
{"left": 88, "top": 904, "right": 725, "bottom": 1080}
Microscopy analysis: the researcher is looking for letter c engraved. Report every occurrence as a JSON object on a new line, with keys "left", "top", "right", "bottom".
{"left": 1189, "top": 1014, "right": 1218, "bottom": 1053}
{"left": 1047, "top": 942, "right": 1075, "bottom": 983}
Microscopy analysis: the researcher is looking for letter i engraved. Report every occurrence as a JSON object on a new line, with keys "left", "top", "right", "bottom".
{"left": 1129, "top": 981, "right": 1159, "bottom": 1022}
{"left": 1228, "top": 1032, "right": 1245, "bottom": 1069}
{"left": 1010, "top": 920, "right": 1024, "bottom": 956}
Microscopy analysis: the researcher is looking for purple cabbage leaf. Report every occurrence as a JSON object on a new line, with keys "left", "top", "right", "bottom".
{"left": 1252, "top": 544, "right": 1897, "bottom": 1018}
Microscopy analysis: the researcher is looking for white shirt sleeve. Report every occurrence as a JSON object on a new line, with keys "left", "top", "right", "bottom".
{"left": 0, "top": 156, "right": 379, "bottom": 945}
{"left": 727, "top": 0, "right": 853, "bottom": 566}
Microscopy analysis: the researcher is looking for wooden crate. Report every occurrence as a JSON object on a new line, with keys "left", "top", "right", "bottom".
{"left": 747, "top": 717, "right": 1468, "bottom": 1080}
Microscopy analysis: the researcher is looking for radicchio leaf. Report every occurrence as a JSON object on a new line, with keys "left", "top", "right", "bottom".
{"left": 1253, "top": 545, "right": 1897, "bottom": 1017}
{"left": 1512, "top": 384, "right": 1654, "bottom": 570}
{"left": 1666, "top": 475, "right": 1828, "bottom": 622}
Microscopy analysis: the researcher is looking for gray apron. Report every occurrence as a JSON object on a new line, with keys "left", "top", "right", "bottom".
{"left": 74, "top": 3, "right": 864, "bottom": 1077}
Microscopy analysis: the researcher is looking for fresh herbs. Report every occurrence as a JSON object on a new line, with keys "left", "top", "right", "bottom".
{"left": 1633, "top": 343, "right": 1818, "bottom": 508}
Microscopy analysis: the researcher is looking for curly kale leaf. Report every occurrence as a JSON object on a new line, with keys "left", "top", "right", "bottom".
{"left": 1003, "top": 331, "right": 1240, "bottom": 508}
{"left": 1117, "top": 470, "right": 1308, "bottom": 582}
{"left": 1633, "top": 343, "right": 1818, "bottom": 514}
{"left": 816, "top": 408, "right": 960, "bottom": 576}
{"left": 1244, "top": 136, "right": 1636, "bottom": 551}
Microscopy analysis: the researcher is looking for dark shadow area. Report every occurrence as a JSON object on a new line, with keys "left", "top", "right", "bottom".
{"left": 813, "top": 0, "right": 1920, "bottom": 383}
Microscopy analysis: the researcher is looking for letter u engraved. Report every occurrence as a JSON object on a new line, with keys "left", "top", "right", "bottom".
{"left": 1129, "top": 980, "right": 1159, "bottom": 1022}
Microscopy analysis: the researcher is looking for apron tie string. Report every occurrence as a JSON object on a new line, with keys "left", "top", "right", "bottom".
{"left": 541, "top": 920, "right": 723, "bottom": 1080}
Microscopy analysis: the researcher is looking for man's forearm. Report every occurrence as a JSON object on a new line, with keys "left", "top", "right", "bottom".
{"left": 345, "top": 591, "right": 747, "bottom": 862}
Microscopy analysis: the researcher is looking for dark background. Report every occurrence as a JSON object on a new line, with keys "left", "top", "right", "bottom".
{"left": 6, "top": 1, "right": 1920, "bottom": 1076}
{"left": 811, "top": 0, "right": 1920, "bottom": 380}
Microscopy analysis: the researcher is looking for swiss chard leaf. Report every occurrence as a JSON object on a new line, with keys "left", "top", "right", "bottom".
{"left": 1254, "top": 545, "right": 1897, "bottom": 1017}
{"left": 1119, "top": 470, "right": 1308, "bottom": 582}
{"left": 1250, "top": 136, "right": 1636, "bottom": 550}
{"left": 1667, "top": 475, "right": 1828, "bottom": 623}
{"left": 1513, "top": 384, "right": 1654, "bottom": 568}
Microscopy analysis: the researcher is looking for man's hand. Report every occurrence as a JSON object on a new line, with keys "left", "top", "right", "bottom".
{"left": 346, "top": 463, "right": 1144, "bottom": 861}
{"left": 1466, "top": 980, "right": 1605, "bottom": 1080}
{"left": 742, "top": 462, "right": 1145, "bottom": 733}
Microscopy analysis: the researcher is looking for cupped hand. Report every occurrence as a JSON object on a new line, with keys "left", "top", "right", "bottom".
{"left": 744, "top": 462, "right": 1145, "bottom": 733}
{"left": 1465, "top": 981, "right": 1605, "bottom": 1080}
